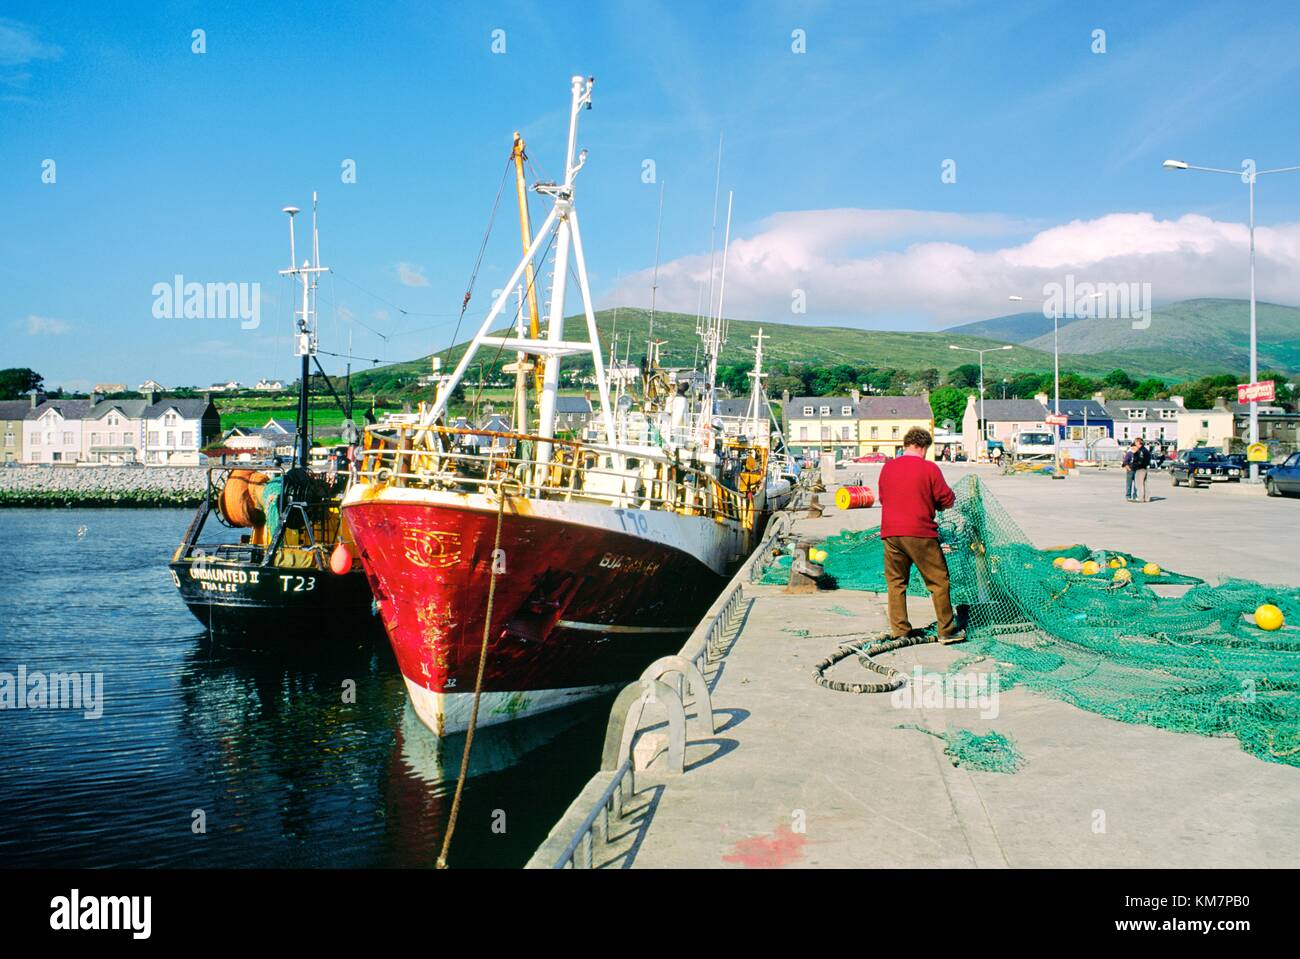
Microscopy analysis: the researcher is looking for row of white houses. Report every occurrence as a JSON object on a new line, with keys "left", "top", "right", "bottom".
{"left": 17, "top": 392, "right": 221, "bottom": 465}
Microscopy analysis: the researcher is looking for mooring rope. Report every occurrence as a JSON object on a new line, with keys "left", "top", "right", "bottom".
{"left": 811, "top": 627, "right": 937, "bottom": 694}
{"left": 436, "top": 478, "right": 518, "bottom": 869}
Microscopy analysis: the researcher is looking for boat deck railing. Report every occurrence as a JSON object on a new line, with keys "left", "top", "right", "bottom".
{"left": 356, "top": 424, "right": 754, "bottom": 529}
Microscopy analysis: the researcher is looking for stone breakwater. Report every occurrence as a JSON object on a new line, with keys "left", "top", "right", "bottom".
{"left": 0, "top": 466, "right": 207, "bottom": 507}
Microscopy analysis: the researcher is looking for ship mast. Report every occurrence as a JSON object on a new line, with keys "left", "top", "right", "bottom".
{"left": 420, "top": 76, "right": 614, "bottom": 465}
{"left": 745, "top": 327, "right": 770, "bottom": 442}
{"left": 280, "top": 194, "right": 329, "bottom": 468}
{"left": 511, "top": 133, "right": 544, "bottom": 401}
{"left": 697, "top": 191, "right": 733, "bottom": 445}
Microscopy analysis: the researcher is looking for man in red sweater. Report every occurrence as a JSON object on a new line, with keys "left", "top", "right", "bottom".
{"left": 876, "top": 427, "right": 964, "bottom": 643}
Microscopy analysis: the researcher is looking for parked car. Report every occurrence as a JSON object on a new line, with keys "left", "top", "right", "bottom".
{"left": 1222, "top": 453, "right": 1273, "bottom": 480}
{"left": 1265, "top": 453, "right": 1300, "bottom": 497}
{"left": 853, "top": 452, "right": 887, "bottom": 464}
{"left": 1169, "top": 448, "right": 1239, "bottom": 488}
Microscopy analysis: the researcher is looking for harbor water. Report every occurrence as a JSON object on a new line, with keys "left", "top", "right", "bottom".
{"left": 0, "top": 509, "right": 611, "bottom": 868}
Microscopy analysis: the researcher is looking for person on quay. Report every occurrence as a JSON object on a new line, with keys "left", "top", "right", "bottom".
{"left": 876, "top": 427, "right": 964, "bottom": 644}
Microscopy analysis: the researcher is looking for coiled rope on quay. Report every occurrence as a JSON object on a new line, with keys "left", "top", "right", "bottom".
{"left": 811, "top": 627, "right": 938, "bottom": 694}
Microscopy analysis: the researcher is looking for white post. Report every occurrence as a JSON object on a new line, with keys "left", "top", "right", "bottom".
{"left": 1248, "top": 171, "right": 1258, "bottom": 482}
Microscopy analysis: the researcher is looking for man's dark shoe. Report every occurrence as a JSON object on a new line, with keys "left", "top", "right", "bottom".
{"left": 937, "top": 629, "right": 966, "bottom": 645}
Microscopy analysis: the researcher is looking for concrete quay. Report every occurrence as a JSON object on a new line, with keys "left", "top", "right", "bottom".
{"left": 529, "top": 463, "right": 1300, "bottom": 869}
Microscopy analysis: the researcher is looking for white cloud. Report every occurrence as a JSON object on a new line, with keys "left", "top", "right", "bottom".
{"left": 25, "top": 314, "right": 69, "bottom": 335}
{"left": 0, "top": 19, "right": 62, "bottom": 67}
{"left": 603, "top": 208, "right": 1300, "bottom": 327}
{"left": 395, "top": 262, "right": 430, "bottom": 288}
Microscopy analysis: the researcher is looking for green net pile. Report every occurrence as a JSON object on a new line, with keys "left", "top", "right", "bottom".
{"left": 765, "top": 475, "right": 1300, "bottom": 766}
{"left": 898, "top": 724, "right": 1026, "bottom": 774}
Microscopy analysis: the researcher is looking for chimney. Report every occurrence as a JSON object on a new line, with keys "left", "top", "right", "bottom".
{"left": 30, "top": 390, "right": 47, "bottom": 410}
{"left": 1092, "top": 391, "right": 1106, "bottom": 404}
{"left": 88, "top": 391, "right": 101, "bottom": 407}
{"left": 1033, "top": 391, "right": 1048, "bottom": 407}
{"left": 148, "top": 389, "right": 161, "bottom": 405}
{"left": 1213, "top": 395, "right": 1228, "bottom": 411}
{"left": 850, "top": 388, "right": 861, "bottom": 403}
{"left": 1169, "top": 394, "right": 1184, "bottom": 409}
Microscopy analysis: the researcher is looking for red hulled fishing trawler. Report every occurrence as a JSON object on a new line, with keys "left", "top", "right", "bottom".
{"left": 342, "top": 76, "right": 786, "bottom": 735}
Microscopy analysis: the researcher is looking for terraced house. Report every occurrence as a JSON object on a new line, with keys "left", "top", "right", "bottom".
{"left": 856, "top": 395, "right": 935, "bottom": 460}
{"left": 24, "top": 396, "right": 91, "bottom": 463}
{"left": 786, "top": 394, "right": 859, "bottom": 461}
{"left": 1, "top": 400, "right": 29, "bottom": 463}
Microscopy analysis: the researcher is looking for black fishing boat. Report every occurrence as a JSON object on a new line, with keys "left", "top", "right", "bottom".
{"left": 169, "top": 195, "right": 382, "bottom": 640}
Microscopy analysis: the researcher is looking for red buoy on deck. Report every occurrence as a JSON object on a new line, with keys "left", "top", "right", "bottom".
{"left": 835, "top": 485, "right": 876, "bottom": 510}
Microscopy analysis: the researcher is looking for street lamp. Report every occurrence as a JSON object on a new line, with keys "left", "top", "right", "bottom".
{"left": 950, "top": 342, "right": 1013, "bottom": 460}
{"left": 1009, "top": 291, "right": 1102, "bottom": 470}
{"left": 1163, "top": 157, "right": 1300, "bottom": 482}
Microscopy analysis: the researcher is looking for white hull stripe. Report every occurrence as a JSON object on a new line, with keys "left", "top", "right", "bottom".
{"left": 555, "top": 619, "right": 693, "bottom": 634}
{"left": 403, "top": 676, "right": 619, "bottom": 737}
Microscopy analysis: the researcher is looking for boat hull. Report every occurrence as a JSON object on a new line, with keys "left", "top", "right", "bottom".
{"left": 169, "top": 559, "right": 382, "bottom": 639}
{"left": 342, "top": 489, "right": 745, "bottom": 735}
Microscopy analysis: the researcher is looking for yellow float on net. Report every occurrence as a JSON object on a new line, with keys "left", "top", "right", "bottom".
{"left": 1081, "top": 560, "right": 1100, "bottom": 576}
{"left": 1052, "top": 556, "right": 1067, "bottom": 569}
{"left": 1255, "top": 604, "right": 1285, "bottom": 631}
{"left": 1142, "top": 562, "right": 1161, "bottom": 576}
{"left": 1109, "top": 556, "right": 1127, "bottom": 569}
{"left": 809, "top": 547, "right": 828, "bottom": 564}
{"left": 1112, "top": 568, "right": 1132, "bottom": 583}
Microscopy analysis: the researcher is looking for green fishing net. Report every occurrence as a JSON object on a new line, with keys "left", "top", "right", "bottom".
{"left": 898, "top": 724, "right": 1026, "bottom": 774}
{"left": 763, "top": 475, "right": 1300, "bottom": 766}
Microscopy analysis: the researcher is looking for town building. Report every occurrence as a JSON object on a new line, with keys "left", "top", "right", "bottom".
{"left": 137, "top": 379, "right": 165, "bottom": 393}
{"left": 24, "top": 397, "right": 93, "bottom": 463}
{"left": 1175, "top": 398, "right": 1234, "bottom": 451}
{"left": 1104, "top": 397, "right": 1183, "bottom": 447}
{"left": 1054, "top": 397, "right": 1113, "bottom": 444}
{"left": 961, "top": 395, "right": 1050, "bottom": 459}
{"left": 1, "top": 399, "right": 30, "bottom": 464}
{"left": 787, "top": 395, "right": 859, "bottom": 461}
{"left": 254, "top": 379, "right": 285, "bottom": 391}
{"left": 93, "top": 382, "right": 128, "bottom": 395}
{"left": 222, "top": 418, "right": 296, "bottom": 461}
{"left": 1230, "top": 402, "right": 1300, "bottom": 455}
{"left": 84, "top": 398, "right": 149, "bottom": 464}
{"left": 554, "top": 396, "right": 595, "bottom": 437}
{"left": 142, "top": 397, "right": 221, "bottom": 464}
{"left": 856, "top": 395, "right": 935, "bottom": 460}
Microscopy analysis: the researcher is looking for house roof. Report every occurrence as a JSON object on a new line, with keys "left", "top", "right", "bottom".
{"left": 789, "top": 397, "right": 858, "bottom": 419}
{"left": 857, "top": 395, "right": 932, "bottom": 420}
{"left": 555, "top": 396, "right": 593, "bottom": 414}
{"left": 1104, "top": 399, "right": 1181, "bottom": 419}
{"left": 978, "top": 399, "right": 1049, "bottom": 422}
{"left": 0, "top": 400, "right": 30, "bottom": 421}
{"left": 88, "top": 399, "right": 150, "bottom": 420}
{"left": 714, "top": 397, "right": 771, "bottom": 419}
{"left": 26, "top": 399, "right": 93, "bottom": 421}
{"left": 261, "top": 418, "right": 295, "bottom": 433}
{"left": 1057, "top": 399, "right": 1111, "bottom": 420}
{"left": 144, "top": 398, "right": 216, "bottom": 418}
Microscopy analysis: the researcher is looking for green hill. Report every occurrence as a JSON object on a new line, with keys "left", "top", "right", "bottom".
{"left": 348, "top": 299, "right": 1299, "bottom": 398}
{"left": 1021, "top": 298, "right": 1300, "bottom": 374}
{"left": 352, "top": 308, "right": 1111, "bottom": 396}
{"left": 944, "top": 310, "right": 1076, "bottom": 344}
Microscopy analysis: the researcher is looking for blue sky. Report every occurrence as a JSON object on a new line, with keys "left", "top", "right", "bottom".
{"left": 4, "top": 0, "right": 1300, "bottom": 390}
